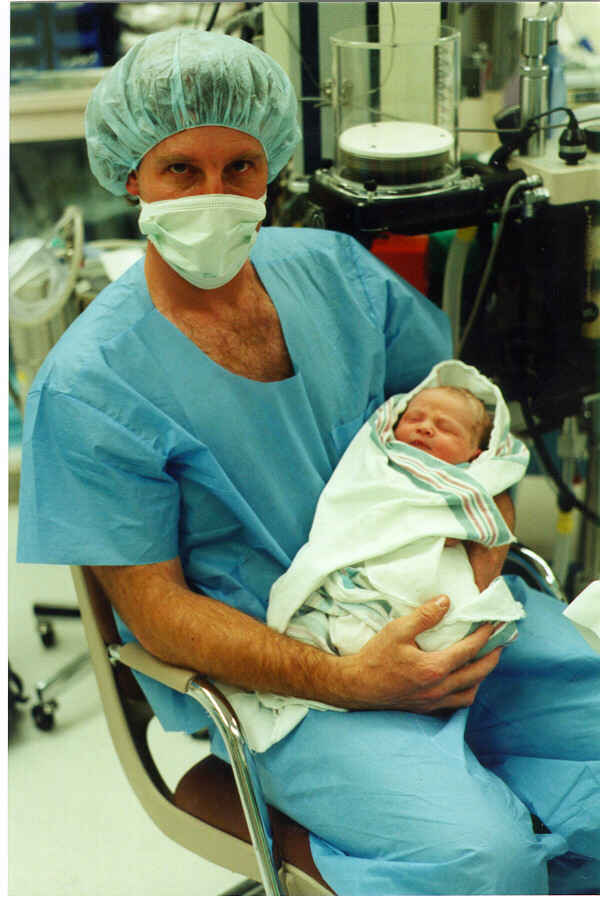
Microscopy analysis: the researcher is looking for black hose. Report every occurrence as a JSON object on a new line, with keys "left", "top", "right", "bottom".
{"left": 521, "top": 395, "right": 600, "bottom": 528}
{"left": 205, "top": 3, "right": 221, "bottom": 32}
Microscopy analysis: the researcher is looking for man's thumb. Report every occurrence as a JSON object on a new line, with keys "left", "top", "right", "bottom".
{"left": 407, "top": 595, "right": 450, "bottom": 637}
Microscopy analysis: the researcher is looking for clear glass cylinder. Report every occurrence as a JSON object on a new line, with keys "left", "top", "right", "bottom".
{"left": 330, "top": 24, "right": 460, "bottom": 192}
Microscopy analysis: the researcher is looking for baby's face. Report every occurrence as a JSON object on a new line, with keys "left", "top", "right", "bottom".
{"left": 393, "top": 389, "right": 481, "bottom": 465}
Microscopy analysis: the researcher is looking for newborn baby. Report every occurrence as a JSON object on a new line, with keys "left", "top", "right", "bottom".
{"left": 268, "top": 360, "right": 529, "bottom": 658}
{"left": 393, "top": 385, "right": 492, "bottom": 465}
{"left": 218, "top": 361, "right": 530, "bottom": 752}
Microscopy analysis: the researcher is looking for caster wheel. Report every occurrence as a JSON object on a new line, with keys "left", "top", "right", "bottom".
{"left": 32, "top": 703, "right": 56, "bottom": 731}
{"left": 37, "top": 621, "right": 56, "bottom": 648}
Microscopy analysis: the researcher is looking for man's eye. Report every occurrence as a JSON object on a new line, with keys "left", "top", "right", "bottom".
{"left": 230, "top": 160, "right": 251, "bottom": 173}
{"left": 169, "top": 163, "right": 189, "bottom": 174}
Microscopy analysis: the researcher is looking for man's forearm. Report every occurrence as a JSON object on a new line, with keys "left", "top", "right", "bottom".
{"left": 495, "top": 490, "right": 515, "bottom": 533}
{"left": 91, "top": 556, "right": 503, "bottom": 714}
{"left": 91, "top": 558, "right": 347, "bottom": 704}
{"left": 467, "top": 490, "right": 516, "bottom": 590}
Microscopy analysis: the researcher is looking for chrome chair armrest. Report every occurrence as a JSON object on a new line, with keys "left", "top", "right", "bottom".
{"left": 109, "top": 642, "right": 284, "bottom": 896}
{"left": 505, "top": 543, "right": 568, "bottom": 603}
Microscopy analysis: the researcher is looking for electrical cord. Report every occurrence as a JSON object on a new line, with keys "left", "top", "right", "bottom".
{"left": 489, "top": 105, "right": 589, "bottom": 166}
{"left": 456, "top": 176, "right": 539, "bottom": 358}
{"left": 268, "top": 2, "right": 400, "bottom": 110}
{"left": 458, "top": 115, "right": 600, "bottom": 135}
{"left": 205, "top": 2, "right": 221, "bottom": 32}
{"left": 267, "top": 2, "right": 322, "bottom": 94}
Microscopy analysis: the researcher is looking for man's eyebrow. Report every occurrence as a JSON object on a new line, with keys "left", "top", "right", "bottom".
{"left": 229, "top": 150, "right": 267, "bottom": 162}
{"left": 154, "top": 152, "right": 194, "bottom": 166}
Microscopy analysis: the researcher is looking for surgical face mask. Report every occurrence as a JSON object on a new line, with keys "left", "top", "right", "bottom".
{"left": 138, "top": 192, "right": 267, "bottom": 289}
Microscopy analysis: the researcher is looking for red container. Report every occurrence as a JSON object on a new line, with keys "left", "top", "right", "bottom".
{"left": 370, "top": 232, "right": 430, "bottom": 296}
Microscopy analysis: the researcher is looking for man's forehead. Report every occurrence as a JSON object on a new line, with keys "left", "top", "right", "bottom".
{"left": 149, "top": 126, "right": 267, "bottom": 161}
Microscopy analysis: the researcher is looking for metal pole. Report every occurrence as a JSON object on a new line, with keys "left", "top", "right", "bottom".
{"left": 519, "top": 16, "right": 549, "bottom": 157}
{"left": 35, "top": 651, "right": 90, "bottom": 705}
{"left": 187, "top": 680, "right": 285, "bottom": 896}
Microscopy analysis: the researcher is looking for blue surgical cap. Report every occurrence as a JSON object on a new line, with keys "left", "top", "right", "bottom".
{"left": 85, "top": 29, "right": 302, "bottom": 195}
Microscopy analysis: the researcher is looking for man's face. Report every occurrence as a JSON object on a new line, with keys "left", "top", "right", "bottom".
{"left": 125, "top": 126, "right": 269, "bottom": 203}
{"left": 393, "top": 388, "right": 481, "bottom": 465}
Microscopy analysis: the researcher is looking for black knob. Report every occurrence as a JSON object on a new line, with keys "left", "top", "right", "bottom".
{"left": 559, "top": 124, "right": 587, "bottom": 165}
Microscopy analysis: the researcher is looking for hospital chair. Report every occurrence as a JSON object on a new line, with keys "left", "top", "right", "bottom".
{"left": 71, "top": 548, "right": 565, "bottom": 897}
{"left": 71, "top": 565, "right": 334, "bottom": 897}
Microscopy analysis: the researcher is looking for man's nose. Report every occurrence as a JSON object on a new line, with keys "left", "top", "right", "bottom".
{"left": 202, "top": 174, "right": 227, "bottom": 194}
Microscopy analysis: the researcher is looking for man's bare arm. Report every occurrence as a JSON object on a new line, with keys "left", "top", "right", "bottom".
{"left": 91, "top": 558, "right": 501, "bottom": 714}
{"left": 467, "top": 490, "right": 516, "bottom": 591}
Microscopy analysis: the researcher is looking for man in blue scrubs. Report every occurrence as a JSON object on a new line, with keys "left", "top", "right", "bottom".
{"left": 18, "top": 29, "right": 600, "bottom": 895}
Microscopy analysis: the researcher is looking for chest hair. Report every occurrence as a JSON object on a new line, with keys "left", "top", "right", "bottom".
{"left": 166, "top": 283, "right": 294, "bottom": 382}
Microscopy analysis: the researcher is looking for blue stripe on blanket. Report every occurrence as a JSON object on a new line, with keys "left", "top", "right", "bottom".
{"left": 368, "top": 421, "right": 513, "bottom": 547}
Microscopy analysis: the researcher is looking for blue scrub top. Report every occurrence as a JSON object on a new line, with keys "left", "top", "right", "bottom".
{"left": 18, "top": 227, "right": 451, "bottom": 731}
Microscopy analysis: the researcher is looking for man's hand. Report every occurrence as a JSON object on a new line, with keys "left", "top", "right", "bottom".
{"left": 336, "top": 595, "right": 501, "bottom": 714}
{"left": 92, "top": 562, "right": 501, "bottom": 717}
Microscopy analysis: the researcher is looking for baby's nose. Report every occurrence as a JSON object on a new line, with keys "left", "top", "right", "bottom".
{"left": 417, "top": 421, "right": 434, "bottom": 434}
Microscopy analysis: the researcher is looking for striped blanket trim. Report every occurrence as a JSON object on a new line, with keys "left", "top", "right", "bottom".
{"left": 371, "top": 398, "right": 517, "bottom": 548}
{"left": 467, "top": 620, "right": 519, "bottom": 658}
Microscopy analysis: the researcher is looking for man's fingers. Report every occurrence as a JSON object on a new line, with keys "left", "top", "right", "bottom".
{"left": 440, "top": 646, "right": 502, "bottom": 694}
{"left": 426, "top": 685, "right": 481, "bottom": 712}
{"left": 440, "top": 621, "right": 496, "bottom": 672}
{"left": 394, "top": 598, "right": 497, "bottom": 665}
{"left": 413, "top": 647, "right": 502, "bottom": 713}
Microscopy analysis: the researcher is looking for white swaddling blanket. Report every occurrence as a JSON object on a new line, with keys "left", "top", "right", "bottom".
{"left": 218, "top": 361, "right": 530, "bottom": 752}
{"left": 563, "top": 581, "right": 600, "bottom": 654}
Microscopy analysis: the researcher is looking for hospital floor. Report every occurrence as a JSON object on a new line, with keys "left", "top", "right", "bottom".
{"left": 7, "top": 499, "right": 253, "bottom": 896}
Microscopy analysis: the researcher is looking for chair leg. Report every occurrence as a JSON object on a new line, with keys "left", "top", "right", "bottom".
{"left": 33, "top": 602, "right": 81, "bottom": 647}
{"left": 187, "top": 679, "right": 286, "bottom": 895}
{"left": 31, "top": 651, "right": 90, "bottom": 731}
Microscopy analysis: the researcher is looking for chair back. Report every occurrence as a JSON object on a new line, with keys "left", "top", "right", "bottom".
{"left": 71, "top": 566, "right": 333, "bottom": 895}
{"left": 70, "top": 566, "right": 264, "bottom": 882}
